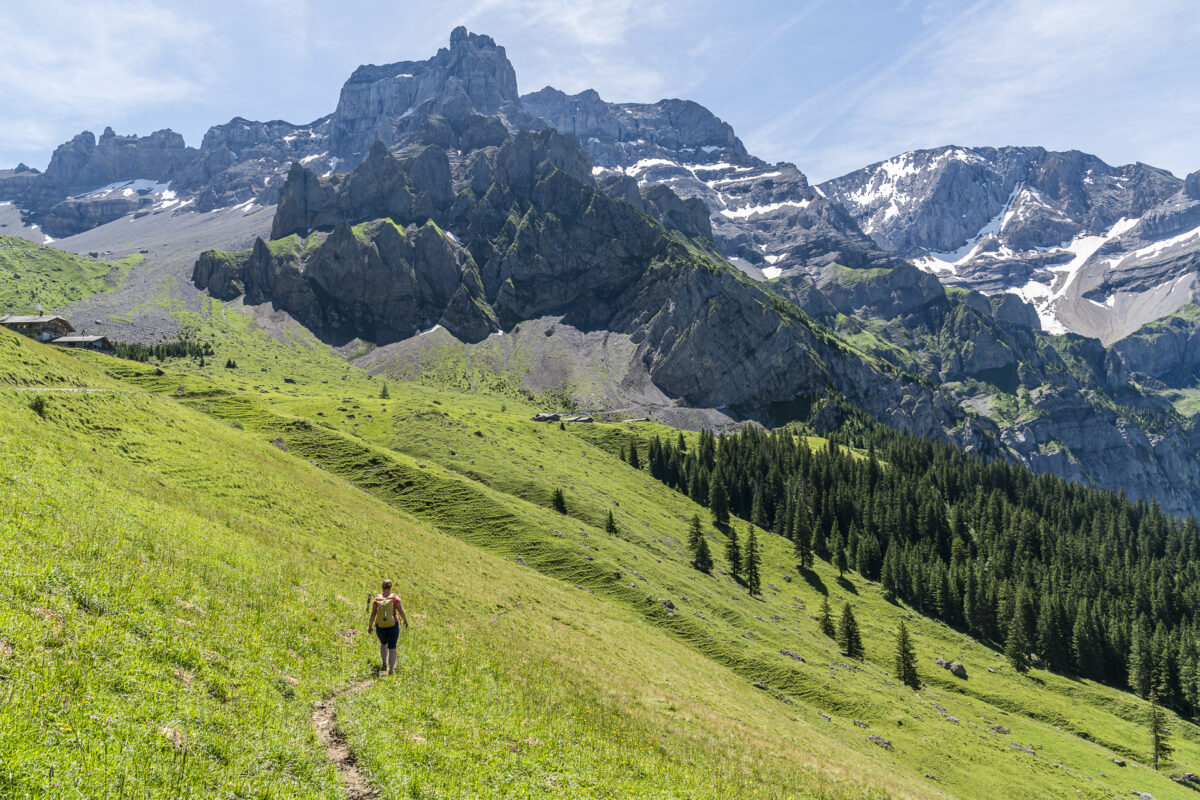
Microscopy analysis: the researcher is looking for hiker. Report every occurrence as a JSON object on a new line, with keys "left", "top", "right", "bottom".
{"left": 367, "top": 579, "right": 409, "bottom": 675}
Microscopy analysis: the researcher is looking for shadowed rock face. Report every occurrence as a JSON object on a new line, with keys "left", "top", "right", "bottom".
{"left": 522, "top": 85, "right": 889, "bottom": 278}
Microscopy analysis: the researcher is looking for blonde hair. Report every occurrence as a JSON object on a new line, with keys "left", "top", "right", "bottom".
{"left": 381, "top": 578, "right": 393, "bottom": 591}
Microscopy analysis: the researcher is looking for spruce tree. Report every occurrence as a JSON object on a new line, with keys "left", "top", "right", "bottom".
{"left": 605, "top": 510, "right": 617, "bottom": 535}
{"left": 839, "top": 603, "right": 865, "bottom": 659}
{"left": 725, "top": 525, "right": 742, "bottom": 581}
{"left": 751, "top": 492, "right": 767, "bottom": 530}
{"left": 745, "top": 528, "right": 761, "bottom": 596}
{"left": 814, "top": 519, "right": 833, "bottom": 560}
{"left": 709, "top": 480, "right": 730, "bottom": 527}
{"left": 689, "top": 515, "right": 713, "bottom": 574}
{"left": 628, "top": 440, "right": 640, "bottom": 470}
{"left": 1005, "top": 609, "right": 1031, "bottom": 673}
{"left": 552, "top": 488, "right": 567, "bottom": 514}
{"left": 819, "top": 597, "right": 836, "bottom": 639}
{"left": 895, "top": 620, "right": 920, "bottom": 689}
{"left": 1149, "top": 685, "right": 1173, "bottom": 771}
{"left": 1129, "top": 615, "right": 1154, "bottom": 698}
{"left": 379, "top": 383, "right": 390, "bottom": 399}
{"left": 834, "top": 531, "right": 848, "bottom": 579}
{"left": 793, "top": 509, "right": 813, "bottom": 570}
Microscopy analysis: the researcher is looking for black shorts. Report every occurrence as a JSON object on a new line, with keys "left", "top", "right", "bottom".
{"left": 375, "top": 624, "right": 400, "bottom": 648}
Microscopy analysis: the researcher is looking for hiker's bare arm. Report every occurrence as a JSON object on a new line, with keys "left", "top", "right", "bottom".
{"left": 397, "top": 600, "right": 409, "bottom": 628}
{"left": 367, "top": 603, "right": 376, "bottom": 632}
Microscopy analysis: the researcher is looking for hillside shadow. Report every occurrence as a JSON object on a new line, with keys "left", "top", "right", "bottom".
{"left": 836, "top": 575, "right": 858, "bottom": 595}
{"left": 797, "top": 567, "right": 827, "bottom": 596}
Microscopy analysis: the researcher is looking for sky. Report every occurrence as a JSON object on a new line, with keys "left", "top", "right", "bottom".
{"left": 1, "top": 0, "right": 1197, "bottom": 183}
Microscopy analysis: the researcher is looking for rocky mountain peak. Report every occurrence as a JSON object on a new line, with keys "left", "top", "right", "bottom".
{"left": 329, "top": 28, "right": 522, "bottom": 162}
{"left": 1187, "top": 170, "right": 1200, "bottom": 200}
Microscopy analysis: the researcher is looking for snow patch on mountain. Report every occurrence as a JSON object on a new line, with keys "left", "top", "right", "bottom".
{"left": 1008, "top": 217, "right": 1138, "bottom": 333}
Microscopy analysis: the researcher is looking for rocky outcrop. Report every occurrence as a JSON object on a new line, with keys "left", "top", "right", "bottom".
{"left": 1187, "top": 170, "right": 1200, "bottom": 201}
{"left": 1110, "top": 306, "right": 1200, "bottom": 388}
{"left": 195, "top": 219, "right": 483, "bottom": 345}
{"left": 270, "top": 142, "right": 452, "bottom": 240}
{"left": 329, "top": 26, "right": 527, "bottom": 162}
{"left": 44, "top": 127, "right": 193, "bottom": 188}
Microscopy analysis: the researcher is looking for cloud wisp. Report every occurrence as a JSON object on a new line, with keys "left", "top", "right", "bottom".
{"left": 750, "top": 0, "right": 1200, "bottom": 181}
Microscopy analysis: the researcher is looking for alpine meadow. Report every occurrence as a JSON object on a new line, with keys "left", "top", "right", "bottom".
{"left": 3, "top": 6, "right": 1200, "bottom": 799}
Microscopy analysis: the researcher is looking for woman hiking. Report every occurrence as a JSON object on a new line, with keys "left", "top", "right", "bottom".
{"left": 367, "top": 578, "right": 409, "bottom": 675}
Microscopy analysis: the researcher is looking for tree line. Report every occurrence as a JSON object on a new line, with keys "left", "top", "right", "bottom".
{"left": 621, "top": 418, "right": 1200, "bottom": 716}
{"left": 113, "top": 340, "right": 214, "bottom": 362}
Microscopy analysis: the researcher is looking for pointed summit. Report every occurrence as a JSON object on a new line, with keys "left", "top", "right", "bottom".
{"left": 329, "top": 29, "right": 521, "bottom": 162}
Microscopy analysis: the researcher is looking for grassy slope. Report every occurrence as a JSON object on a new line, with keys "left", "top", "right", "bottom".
{"left": 42, "top": 298, "right": 1199, "bottom": 799}
{"left": 1, "top": 328, "right": 881, "bottom": 799}
{"left": 0, "top": 235, "right": 142, "bottom": 315}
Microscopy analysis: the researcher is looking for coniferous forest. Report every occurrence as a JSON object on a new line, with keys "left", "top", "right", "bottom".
{"left": 627, "top": 415, "right": 1200, "bottom": 715}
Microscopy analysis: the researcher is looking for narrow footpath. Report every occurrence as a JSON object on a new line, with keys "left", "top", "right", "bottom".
{"left": 311, "top": 678, "right": 379, "bottom": 800}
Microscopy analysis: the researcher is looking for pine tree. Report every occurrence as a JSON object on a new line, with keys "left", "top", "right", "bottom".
{"left": 1129, "top": 614, "right": 1154, "bottom": 698}
{"left": 710, "top": 480, "right": 730, "bottom": 527}
{"left": 628, "top": 440, "right": 640, "bottom": 470}
{"left": 379, "top": 383, "right": 390, "bottom": 399}
{"left": 751, "top": 492, "right": 767, "bottom": 529}
{"left": 745, "top": 528, "right": 761, "bottom": 596}
{"left": 793, "top": 509, "right": 813, "bottom": 570}
{"left": 895, "top": 620, "right": 920, "bottom": 689}
{"left": 1148, "top": 685, "right": 1173, "bottom": 771}
{"left": 725, "top": 525, "right": 742, "bottom": 580}
{"left": 814, "top": 519, "right": 833, "bottom": 560}
{"left": 1005, "top": 608, "right": 1031, "bottom": 673}
{"left": 689, "top": 515, "right": 713, "bottom": 573}
{"left": 605, "top": 510, "right": 617, "bottom": 535}
{"left": 834, "top": 530, "right": 848, "bottom": 578}
{"left": 552, "top": 488, "right": 567, "bottom": 514}
{"left": 839, "top": 603, "right": 865, "bottom": 659}
{"left": 819, "top": 597, "right": 836, "bottom": 639}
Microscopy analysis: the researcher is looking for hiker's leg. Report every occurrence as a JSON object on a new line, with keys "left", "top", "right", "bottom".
{"left": 379, "top": 640, "right": 388, "bottom": 672}
{"left": 387, "top": 646, "right": 398, "bottom": 674}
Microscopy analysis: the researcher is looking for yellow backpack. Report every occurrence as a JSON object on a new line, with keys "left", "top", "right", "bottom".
{"left": 374, "top": 595, "right": 397, "bottom": 628}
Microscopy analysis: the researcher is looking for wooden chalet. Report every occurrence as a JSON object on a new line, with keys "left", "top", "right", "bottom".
{"left": 0, "top": 315, "right": 75, "bottom": 341}
{"left": 51, "top": 334, "right": 111, "bottom": 351}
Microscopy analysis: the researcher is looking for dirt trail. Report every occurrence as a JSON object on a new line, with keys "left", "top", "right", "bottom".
{"left": 312, "top": 677, "right": 379, "bottom": 799}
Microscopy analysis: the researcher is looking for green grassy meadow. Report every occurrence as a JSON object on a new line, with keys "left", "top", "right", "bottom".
{"left": 2, "top": 293, "right": 1199, "bottom": 799}
{"left": 0, "top": 235, "right": 141, "bottom": 315}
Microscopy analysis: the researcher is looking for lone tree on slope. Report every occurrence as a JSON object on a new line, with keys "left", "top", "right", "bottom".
{"left": 894, "top": 620, "right": 920, "bottom": 689}
{"left": 819, "top": 597, "right": 836, "bottom": 639}
{"left": 688, "top": 515, "right": 713, "bottom": 574}
{"left": 839, "top": 603, "right": 865, "bottom": 660}
{"left": 745, "top": 528, "right": 762, "bottom": 596}
{"left": 1149, "top": 684, "right": 1173, "bottom": 771}
{"left": 552, "top": 488, "right": 568, "bottom": 514}
{"left": 725, "top": 525, "right": 742, "bottom": 581}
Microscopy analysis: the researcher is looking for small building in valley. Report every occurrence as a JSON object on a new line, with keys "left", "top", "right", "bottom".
{"left": 0, "top": 315, "right": 75, "bottom": 341}
{"left": 51, "top": 334, "right": 111, "bottom": 351}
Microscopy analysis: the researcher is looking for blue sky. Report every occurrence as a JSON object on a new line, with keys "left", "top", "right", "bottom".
{"left": 1, "top": 0, "right": 1197, "bottom": 182}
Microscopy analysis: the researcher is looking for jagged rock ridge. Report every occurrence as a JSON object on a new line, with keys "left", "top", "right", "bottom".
{"left": 820, "top": 147, "right": 1200, "bottom": 342}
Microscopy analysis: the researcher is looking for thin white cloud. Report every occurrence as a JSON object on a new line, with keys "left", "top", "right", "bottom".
{"left": 0, "top": 1, "right": 213, "bottom": 153}
{"left": 751, "top": 0, "right": 1200, "bottom": 181}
